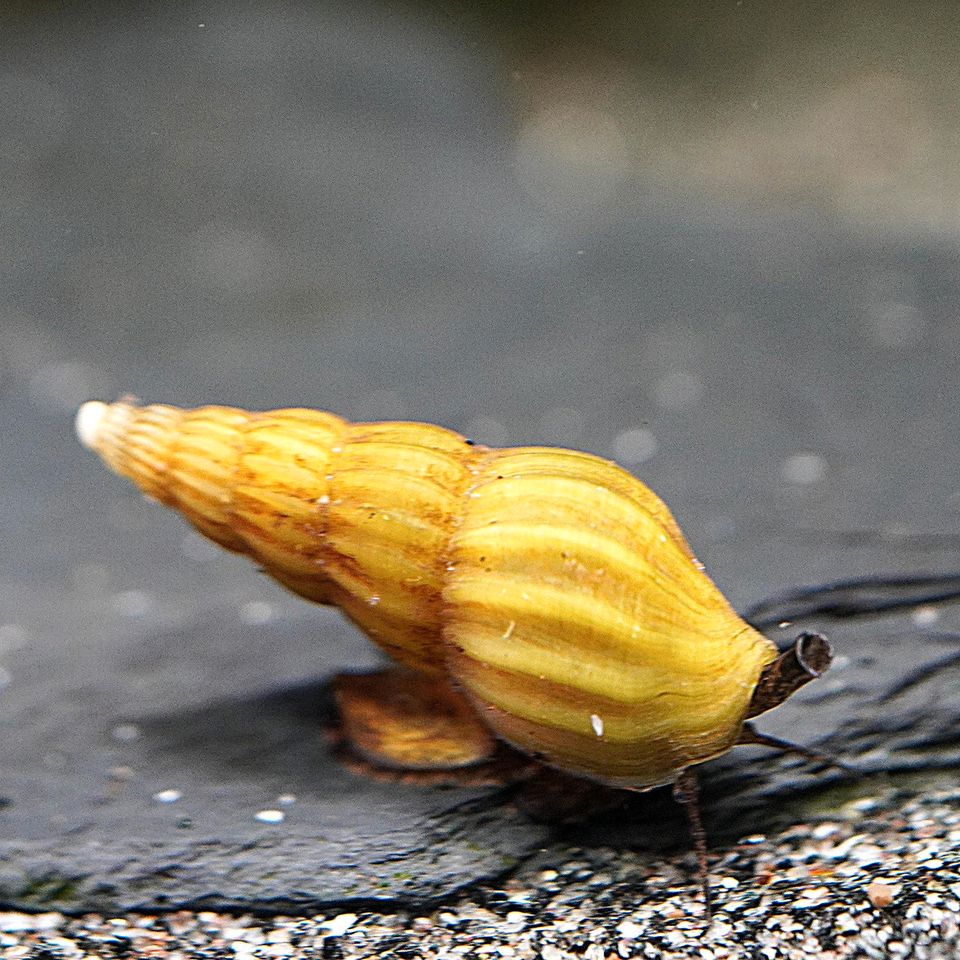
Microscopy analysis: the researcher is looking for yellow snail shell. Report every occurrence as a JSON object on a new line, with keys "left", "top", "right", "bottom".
{"left": 76, "top": 399, "right": 826, "bottom": 790}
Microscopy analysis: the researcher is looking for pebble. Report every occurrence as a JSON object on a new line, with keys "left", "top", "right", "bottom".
{"left": 616, "top": 919, "right": 644, "bottom": 939}
{"left": 321, "top": 913, "right": 357, "bottom": 937}
{"left": 866, "top": 879, "right": 898, "bottom": 908}
{"left": 0, "top": 912, "right": 64, "bottom": 933}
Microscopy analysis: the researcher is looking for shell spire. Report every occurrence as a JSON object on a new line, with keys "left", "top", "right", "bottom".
{"left": 75, "top": 398, "right": 250, "bottom": 550}
{"left": 75, "top": 400, "right": 109, "bottom": 449}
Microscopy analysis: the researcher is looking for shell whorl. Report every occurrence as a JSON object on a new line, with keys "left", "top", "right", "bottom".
{"left": 76, "top": 399, "right": 474, "bottom": 672}
{"left": 78, "top": 398, "right": 778, "bottom": 787}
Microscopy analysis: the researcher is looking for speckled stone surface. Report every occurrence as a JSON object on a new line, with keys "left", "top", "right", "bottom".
{"left": 1, "top": 783, "right": 959, "bottom": 958}
{"left": 1, "top": 0, "right": 959, "bottom": 916}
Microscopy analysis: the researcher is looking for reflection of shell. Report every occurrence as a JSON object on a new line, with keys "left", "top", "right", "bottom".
{"left": 77, "top": 399, "right": 778, "bottom": 789}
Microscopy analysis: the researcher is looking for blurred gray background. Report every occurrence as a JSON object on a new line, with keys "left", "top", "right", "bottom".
{"left": 1, "top": 0, "right": 959, "bottom": 911}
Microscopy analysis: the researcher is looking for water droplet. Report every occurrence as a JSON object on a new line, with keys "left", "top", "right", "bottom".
{"left": 112, "top": 590, "right": 153, "bottom": 618}
{"left": 153, "top": 789, "right": 182, "bottom": 804}
{"left": 112, "top": 722, "right": 141, "bottom": 743}
{"left": 255, "top": 809, "right": 285, "bottom": 824}
{"left": 239, "top": 600, "right": 274, "bottom": 625}
{"left": 612, "top": 428, "right": 658, "bottom": 465}
{"left": 781, "top": 453, "right": 827, "bottom": 484}
{"left": 911, "top": 606, "right": 939, "bottom": 627}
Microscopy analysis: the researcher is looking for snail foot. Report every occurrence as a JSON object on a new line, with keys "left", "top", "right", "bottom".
{"left": 331, "top": 666, "right": 502, "bottom": 775}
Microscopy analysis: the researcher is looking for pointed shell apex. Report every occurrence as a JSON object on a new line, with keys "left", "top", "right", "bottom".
{"left": 75, "top": 400, "right": 109, "bottom": 449}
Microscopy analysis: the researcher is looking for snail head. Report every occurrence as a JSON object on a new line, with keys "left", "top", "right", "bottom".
{"left": 745, "top": 631, "right": 832, "bottom": 719}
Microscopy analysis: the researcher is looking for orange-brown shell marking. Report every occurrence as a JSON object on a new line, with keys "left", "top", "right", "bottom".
{"left": 76, "top": 399, "right": 779, "bottom": 789}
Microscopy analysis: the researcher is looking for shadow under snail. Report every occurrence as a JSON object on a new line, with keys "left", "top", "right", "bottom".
{"left": 75, "top": 398, "right": 834, "bottom": 913}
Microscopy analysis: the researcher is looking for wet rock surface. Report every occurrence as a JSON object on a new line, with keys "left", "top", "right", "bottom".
{"left": 1, "top": 0, "right": 959, "bottom": 916}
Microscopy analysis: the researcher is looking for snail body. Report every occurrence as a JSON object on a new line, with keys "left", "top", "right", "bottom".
{"left": 76, "top": 400, "right": 826, "bottom": 790}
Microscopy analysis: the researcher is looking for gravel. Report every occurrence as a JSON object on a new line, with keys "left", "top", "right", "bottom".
{"left": 1, "top": 785, "right": 958, "bottom": 959}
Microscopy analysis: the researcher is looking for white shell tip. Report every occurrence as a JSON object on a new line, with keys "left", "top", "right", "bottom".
{"left": 75, "top": 400, "right": 109, "bottom": 449}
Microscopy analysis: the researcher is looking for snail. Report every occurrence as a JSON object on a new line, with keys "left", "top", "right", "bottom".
{"left": 75, "top": 398, "right": 833, "bottom": 912}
